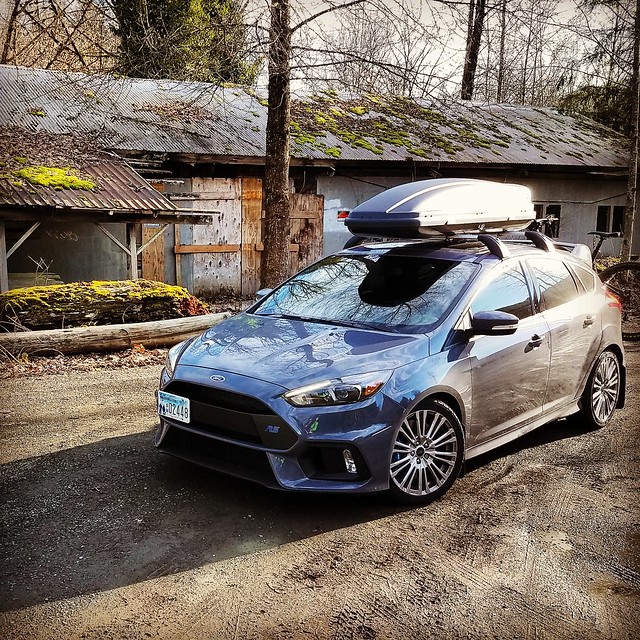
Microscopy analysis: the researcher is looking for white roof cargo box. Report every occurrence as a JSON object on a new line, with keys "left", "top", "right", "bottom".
{"left": 345, "top": 178, "right": 535, "bottom": 238}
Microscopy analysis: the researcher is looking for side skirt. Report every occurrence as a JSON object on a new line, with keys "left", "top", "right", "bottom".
{"left": 465, "top": 400, "right": 580, "bottom": 460}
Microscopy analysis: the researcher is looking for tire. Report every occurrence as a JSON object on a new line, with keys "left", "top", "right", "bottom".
{"left": 599, "top": 262, "right": 640, "bottom": 341}
{"left": 388, "top": 399, "right": 464, "bottom": 505}
{"left": 578, "top": 350, "right": 621, "bottom": 429}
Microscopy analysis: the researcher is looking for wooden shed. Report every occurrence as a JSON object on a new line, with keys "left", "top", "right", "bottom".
{"left": 0, "top": 64, "right": 634, "bottom": 297}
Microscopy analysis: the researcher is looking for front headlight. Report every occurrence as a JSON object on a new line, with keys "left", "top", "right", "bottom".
{"left": 283, "top": 371, "right": 392, "bottom": 407}
{"left": 165, "top": 341, "right": 186, "bottom": 378}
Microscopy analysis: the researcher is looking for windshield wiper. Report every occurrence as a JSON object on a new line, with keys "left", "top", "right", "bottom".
{"left": 334, "top": 318, "right": 388, "bottom": 331}
{"left": 254, "top": 312, "right": 333, "bottom": 324}
{"left": 253, "top": 311, "right": 397, "bottom": 333}
{"left": 254, "top": 312, "right": 384, "bottom": 331}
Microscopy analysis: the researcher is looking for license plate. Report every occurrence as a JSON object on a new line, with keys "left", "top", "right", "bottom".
{"left": 158, "top": 390, "right": 190, "bottom": 424}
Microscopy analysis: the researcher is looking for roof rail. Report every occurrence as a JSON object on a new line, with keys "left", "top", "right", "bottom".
{"left": 524, "top": 230, "right": 555, "bottom": 252}
{"left": 478, "top": 234, "right": 510, "bottom": 259}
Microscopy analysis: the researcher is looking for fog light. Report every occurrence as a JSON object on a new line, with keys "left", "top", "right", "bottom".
{"left": 343, "top": 449, "right": 357, "bottom": 474}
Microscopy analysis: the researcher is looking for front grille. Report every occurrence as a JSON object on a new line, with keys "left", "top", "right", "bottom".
{"left": 160, "top": 428, "right": 278, "bottom": 488}
{"left": 164, "top": 381, "right": 297, "bottom": 450}
{"left": 167, "top": 381, "right": 274, "bottom": 415}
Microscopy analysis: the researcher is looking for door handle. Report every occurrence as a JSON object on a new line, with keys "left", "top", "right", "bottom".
{"left": 528, "top": 334, "right": 544, "bottom": 349}
{"left": 583, "top": 315, "right": 596, "bottom": 328}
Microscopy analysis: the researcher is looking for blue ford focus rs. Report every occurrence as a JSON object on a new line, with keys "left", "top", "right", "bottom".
{"left": 155, "top": 180, "right": 625, "bottom": 504}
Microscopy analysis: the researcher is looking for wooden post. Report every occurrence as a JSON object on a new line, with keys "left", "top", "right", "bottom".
{"left": 241, "top": 178, "right": 263, "bottom": 296}
{"left": 0, "top": 222, "right": 8, "bottom": 293}
{"left": 128, "top": 223, "right": 138, "bottom": 280}
{"left": 175, "top": 224, "right": 183, "bottom": 286}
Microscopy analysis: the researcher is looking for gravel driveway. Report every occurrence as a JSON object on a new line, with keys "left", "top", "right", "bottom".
{"left": 0, "top": 344, "right": 638, "bottom": 639}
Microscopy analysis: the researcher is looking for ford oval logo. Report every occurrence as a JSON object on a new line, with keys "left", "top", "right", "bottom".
{"left": 209, "top": 375, "right": 226, "bottom": 382}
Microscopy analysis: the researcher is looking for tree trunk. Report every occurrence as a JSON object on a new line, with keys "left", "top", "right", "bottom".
{"left": 622, "top": 0, "right": 640, "bottom": 261}
{"left": 261, "top": 0, "right": 292, "bottom": 288}
{"left": 1, "top": 0, "right": 21, "bottom": 63}
{"left": 0, "top": 312, "right": 230, "bottom": 356}
{"left": 461, "top": 0, "right": 487, "bottom": 101}
{"left": 496, "top": 0, "right": 506, "bottom": 102}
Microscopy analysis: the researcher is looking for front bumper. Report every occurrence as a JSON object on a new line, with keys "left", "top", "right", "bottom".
{"left": 155, "top": 365, "right": 402, "bottom": 493}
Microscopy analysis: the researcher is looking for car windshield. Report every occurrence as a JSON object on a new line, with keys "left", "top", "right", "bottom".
{"left": 253, "top": 253, "right": 477, "bottom": 333}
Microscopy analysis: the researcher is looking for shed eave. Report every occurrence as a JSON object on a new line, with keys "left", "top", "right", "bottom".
{"left": 0, "top": 206, "right": 217, "bottom": 225}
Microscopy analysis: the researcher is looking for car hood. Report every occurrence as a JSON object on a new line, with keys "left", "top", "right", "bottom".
{"left": 176, "top": 313, "right": 427, "bottom": 388}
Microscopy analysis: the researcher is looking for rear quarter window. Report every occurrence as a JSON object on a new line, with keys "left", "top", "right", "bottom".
{"left": 570, "top": 264, "right": 597, "bottom": 292}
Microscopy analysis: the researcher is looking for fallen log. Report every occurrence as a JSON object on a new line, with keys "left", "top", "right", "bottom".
{"left": 0, "top": 312, "right": 231, "bottom": 356}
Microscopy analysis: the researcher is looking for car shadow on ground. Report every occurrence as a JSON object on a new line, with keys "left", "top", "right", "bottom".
{"left": 462, "top": 415, "right": 599, "bottom": 475}
{"left": 0, "top": 430, "right": 399, "bottom": 612}
{"left": 0, "top": 415, "right": 602, "bottom": 612}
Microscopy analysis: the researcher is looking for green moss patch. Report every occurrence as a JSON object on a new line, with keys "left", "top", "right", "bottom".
{"left": 0, "top": 280, "right": 211, "bottom": 331}
{"left": 12, "top": 166, "right": 96, "bottom": 191}
{"left": 290, "top": 94, "right": 510, "bottom": 160}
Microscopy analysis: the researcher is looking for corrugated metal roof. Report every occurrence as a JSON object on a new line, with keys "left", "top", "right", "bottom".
{"left": 0, "top": 161, "right": 176, "bottom": 213}
{"left": 0, "top": 64, "right": 628, "bottom": 169}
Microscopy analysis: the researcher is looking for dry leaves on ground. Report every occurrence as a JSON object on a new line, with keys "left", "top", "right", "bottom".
{"left": 0, "top": 345, "right": 168, "bottom": 379}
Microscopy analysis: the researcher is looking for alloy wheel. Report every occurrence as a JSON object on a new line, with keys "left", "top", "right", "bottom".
{"left": 390, "top": 402, "right": 462, "bottom": 500}
{"left": 591, "top": 351, "right": 620, "bottom": 426}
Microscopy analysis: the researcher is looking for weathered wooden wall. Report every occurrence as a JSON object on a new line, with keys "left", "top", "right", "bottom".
{"left": 141, "top": 223, "right": 165, "bottom": 282}
{"left": 241, "top": 178, "right": 263, "bottom": 296}
{"left": 290, "top": 192, "right": 324, "bottom": 275}
{"left": 150, "top": 177, "right": 324, "bottom": 298}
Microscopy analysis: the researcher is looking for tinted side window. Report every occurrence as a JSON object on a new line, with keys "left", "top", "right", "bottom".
{"left": 529, "top": 258, "right": 580, "bottom": 309}
{"left": 471, "top": 262, "right": 533, "bottom": 320}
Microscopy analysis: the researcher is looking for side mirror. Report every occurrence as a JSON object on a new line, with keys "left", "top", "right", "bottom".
{"left": 255, "top": 288, "right": 273, "bottom": 301}
{"left": 471, "top": 310, "right": 519, "bottom": 335}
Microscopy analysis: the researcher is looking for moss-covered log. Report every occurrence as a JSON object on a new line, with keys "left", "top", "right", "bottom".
{"left": 0, "top": 280, "right": 211, "bottom": 331}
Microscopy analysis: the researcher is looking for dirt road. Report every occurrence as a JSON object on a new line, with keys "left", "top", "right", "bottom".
{"left": 1, "top": 345, "right": 639, "bottom": 639}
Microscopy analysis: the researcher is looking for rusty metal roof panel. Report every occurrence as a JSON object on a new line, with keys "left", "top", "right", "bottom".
{"left": 0, "top": 64, "right": 627, "bottom": 169}
{"left": 0, "top": 65, "right": 266, "bottom": 157}
{"left": 0, "top": 161, "right": 176, "bottom": 212}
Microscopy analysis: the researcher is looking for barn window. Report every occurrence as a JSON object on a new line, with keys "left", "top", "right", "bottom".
{"left": 533, "top": 203, "right": 561, "bottom": 237}
{"left": 597, "top": 205, "right": 625, "bottom": 233}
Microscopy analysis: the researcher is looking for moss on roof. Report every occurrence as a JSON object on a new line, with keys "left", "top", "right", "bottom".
{"left": 290, "top": 94, "right": 514, "bottom": 160}
{"left": 0, "top": 126, "right": 115, "bottom": 191}
{"left": 12, "top": 166, "right": 96, "bottom": 191}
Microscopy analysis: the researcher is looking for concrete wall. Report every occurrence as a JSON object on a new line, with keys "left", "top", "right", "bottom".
{"left": 318, "top": 174, "right": 636, "bottom": 258}
{"left": 319, "top": 176, "right": 408, "bottom": 255}
{"left": 518, "top": 176, "right": 632, "bottom": 257}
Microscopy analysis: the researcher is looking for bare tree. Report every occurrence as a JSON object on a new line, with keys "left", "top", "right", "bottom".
{"left": 622, "top": 0, "right": 639, "bottom": 261}
{"left": 467, "top": 0, "right": 582, "bottom": 107}
{"left": 261, "top": 0, "right": 293, "bottom": 288}
{"left": 0, "top": 0, "right": 117, "bottom": 71}
{"left": 1, "top": 0, "right": 21, "bottom": 64}
{"left": 461, "top": 0, "right": 488, "bottom": 100}
{"left": 297, "top": 0, "right": 459, "bottom": 98}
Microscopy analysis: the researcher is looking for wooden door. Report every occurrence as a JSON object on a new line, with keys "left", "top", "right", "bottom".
{"left": 141, "top": 223, "right": 165, "bottom": 282}
{"left": 289, "top": 193, "right": 324, "bottom": 273}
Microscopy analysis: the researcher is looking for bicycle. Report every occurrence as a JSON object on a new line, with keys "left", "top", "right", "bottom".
{"left": 530, "top": 217, "right": 640, "bottom": 341}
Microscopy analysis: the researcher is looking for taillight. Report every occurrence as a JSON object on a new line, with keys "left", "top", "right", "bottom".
{"left": 606, "top": 288, "right": 622, "bottom": 312}
{"left": 337, "top": 210, "right": 350, "bottom": 221}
